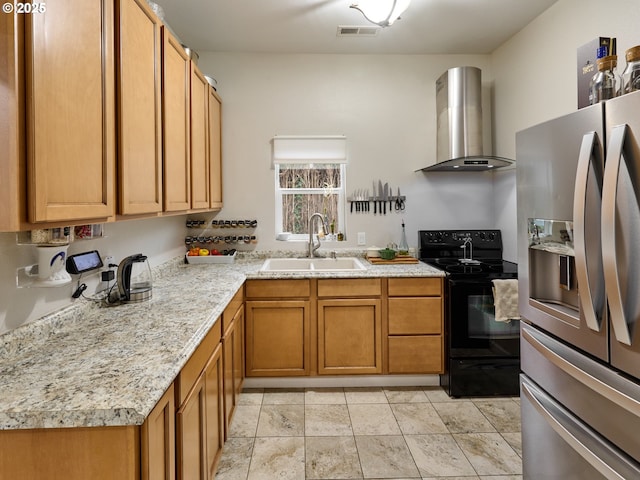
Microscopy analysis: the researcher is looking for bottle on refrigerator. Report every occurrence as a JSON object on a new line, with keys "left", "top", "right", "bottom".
{"left": 621, "top": 45, "right": 640, "bottom": 94}
{"left": 589, "top": 49, "right": 620, "bottom": 104}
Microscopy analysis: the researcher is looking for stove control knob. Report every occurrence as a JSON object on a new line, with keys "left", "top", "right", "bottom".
{"left": 479, "top": 232, "right": 486, "bottom": 240}
{"left": 488, "top": 232, "right": 496, "bottom": 240}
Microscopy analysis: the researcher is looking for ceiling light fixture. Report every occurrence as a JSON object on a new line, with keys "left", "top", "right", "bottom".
{"left": 350, "top": 0, "right": 411, "bottom": 28}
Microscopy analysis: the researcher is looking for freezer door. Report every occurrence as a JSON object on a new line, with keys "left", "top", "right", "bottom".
{"left": 521, "top": 323, "right": 640, "bottom": 462}
{"left": 521, "top": 375, "right": 640, "bottom": 479}
{"left": 516, "top": 104, "right": 608, "bottom": 361}
{"left": 603, "top": 90, "right": 640, "bottom": 379}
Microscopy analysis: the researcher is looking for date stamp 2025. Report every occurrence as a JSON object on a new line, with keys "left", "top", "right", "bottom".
{"left": 3, "top": 3, "right": 47, "bottom": 14}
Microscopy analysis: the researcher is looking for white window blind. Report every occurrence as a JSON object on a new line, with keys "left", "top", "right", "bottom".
{"left": 272, "top": 135, "right": 347, "bottom": 165}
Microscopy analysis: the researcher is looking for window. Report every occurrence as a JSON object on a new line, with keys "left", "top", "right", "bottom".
{"left": 273, "top": 136, "right": 347, "bottom": 240}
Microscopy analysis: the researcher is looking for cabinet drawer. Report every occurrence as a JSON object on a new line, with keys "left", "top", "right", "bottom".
{"left": 388, "top": 336, "right": 443, "bottom": 374}
{"left": 245, "top": 279, "right": 310, "bottom": 299}
{"left": 388, "top": 277, "right": 442, "bottom": 297}
{"left": 222, "top": 287, "right": 244, "bottom": 333}
{"left": 388, "top": 298, "right": 442, "bottom": 335}
{"left": 317, "top": 278, "right": 381, "bottom": 297}
{"left": 177, "top": 319, "right": 222, "bottom": 406}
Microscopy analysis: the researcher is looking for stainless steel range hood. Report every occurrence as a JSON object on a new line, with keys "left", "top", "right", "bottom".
{"left": 419, "top": 66, "right": 514, "bottom": 172}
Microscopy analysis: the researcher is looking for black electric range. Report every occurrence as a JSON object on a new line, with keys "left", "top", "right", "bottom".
{"left": 419, "top": 230, "right": 520, "bottom": 397}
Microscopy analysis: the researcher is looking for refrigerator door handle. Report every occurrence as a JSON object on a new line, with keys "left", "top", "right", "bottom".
{"left": 522, "top": 380, "right": 638, "bottom": 480}
{"left": 523, "top": 326, "right": 640, "bottom": 416}
{"left": 573, "top": 131, "right": 605, "bottom": 332}
{"left": 602, "top": 124, "right": 633, "bottom": 345}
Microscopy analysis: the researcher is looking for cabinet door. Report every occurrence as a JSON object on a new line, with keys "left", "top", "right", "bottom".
{"left": 208, "top": 87, "right": 223, "bottom": 210}
{"left": 162, "top": 26, "right": 191, "bottom": 212}
{"left": 26, "top": 0, "right": 115, "bottom": 222}
{"left": 388, "top": 336, "right": 443, "bottom": 374}
{"left": 245, "top": 300, "right": 310, "bottom": 376}
{"left": 117, "top": 0, "right": 162, "bottom": 215}
{"left": 388, "top": 297, "right": 442, "bottom": 335}
{"left": 318, "top": 299, "right": 382, "bottom": 375}
{"left": 222, "top": 320, "right": 236, "bottom": 437}
{"left": 142, "top": 383, "right": 176, "bottom": 480}
{"left": 204, "top": 343, "right": 224, "bottom": 480}
{"left": 177, "top": 374, "right": 207, "bottom": 480}
{"left": 190, "top": 64, "right": 210, "bottom": 209}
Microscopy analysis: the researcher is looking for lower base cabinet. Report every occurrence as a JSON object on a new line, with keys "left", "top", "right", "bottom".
{"left": 317, "top": 298, "right": 382, "bottom": 375}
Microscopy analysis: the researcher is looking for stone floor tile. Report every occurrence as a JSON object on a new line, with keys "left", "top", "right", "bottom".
{"left": 348, "top": 403, "right": 402, "bottom": 435}
{"left": 247, "top": 436, "right": 305, "bottom": 480}
{"left": 454, "top": 432, "right": 523, "bottom": 476}
{"left": 238, "top": 388, "right": 264, "bottom": 406}
{"left": 473, "top": 400, "right": 521, "bottom": 433}
{"left": 355, "top": 435, "right": 420, "bottom": 478}
{"left": 229, "top": 405, "right": 261, "bottom": 438}
{"left": 305, "top": 436, "right": 362, "bottom": 479}
{"left": 263, "top": 388, "right": 305, "bottom": 405}
{"left": 214, "top": 437, "right": 254, "bottom": 480}
{"left": 432, "top": 401, "right": 496, "bottom": 433}
{"left": 404, "top": 433, "right": 477, "bottom": 477}
{"left": 305, "top": 404, "right": 353, "bottom": 436}
{"left": 383, "top": 386, "right": 429, "bottom": 403}
{"left": 500, "top": 432, "right": 523, "bottom": 457}
{"left": 305, "top": 387, "right": 347, "bottom": 404}
{"left": 256, "top": 404, "right": 304, "bottom": 437}
{"left": 344, "top": 387, "right": 388, "bottom": 404}
{"left": 391, "top": 403, "right": 449, "bottom": 435}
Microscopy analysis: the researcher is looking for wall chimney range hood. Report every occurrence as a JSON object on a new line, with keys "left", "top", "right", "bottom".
{"left": 419, "top": 66, "right": 514, "bottom": 172}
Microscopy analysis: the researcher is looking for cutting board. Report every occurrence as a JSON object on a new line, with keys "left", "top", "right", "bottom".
{"left": 367, "top": 255, "right": 419, "bottom": 265}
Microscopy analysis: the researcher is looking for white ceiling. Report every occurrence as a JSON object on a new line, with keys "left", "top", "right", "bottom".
{"left": 155, "top": 0, "right": 559, "bottom": 55}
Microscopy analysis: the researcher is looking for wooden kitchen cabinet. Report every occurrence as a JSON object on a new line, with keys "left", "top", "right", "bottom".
{"left": 387, "top": 278, "right": 444, "bottom": 374}
{"left": 318, "top": 298, "right": 383, "bottom": 375}
{"left": 23, "top": 0, "right": 116, "bottom": 224}
{"left": 142, "top": 383, "right": 176, "bottom": 480}
{"left": 162, "top": 26, "right": 191, "bottom": 212}
{"left": 190, "top": 63, "right": 210, "bottom": 210}
{"left": 245, "top": 279, "right": 312, "bottom": 376}
{"left": 176, "top": 320, "right": 224, "bottom": 480}
{"left": 208, "top": 87, "right": 223, "bottom": 210}
{"left": 116, "top": 0, "right": 163, "bottom": 215}
{"left": 222, "top": 289, "right": 245, "bottom": 438}
{"left": 317, "top": 279, "right": 383, "bottom": 375}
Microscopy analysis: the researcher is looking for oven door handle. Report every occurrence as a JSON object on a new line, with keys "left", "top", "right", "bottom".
{"left": 448, "top": 278, "right": 495, "bottom": 288}
{"left": 573, "top": 132, "right": 606, "bottom": 333}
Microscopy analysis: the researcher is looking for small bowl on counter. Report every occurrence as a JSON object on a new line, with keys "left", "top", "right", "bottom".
{"left": 378, "top": 248, "right": 397, "bottom": 260}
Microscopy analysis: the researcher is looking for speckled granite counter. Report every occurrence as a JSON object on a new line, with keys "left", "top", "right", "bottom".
{"left": 0, "top": 254, "right": 444, "bottom": 431}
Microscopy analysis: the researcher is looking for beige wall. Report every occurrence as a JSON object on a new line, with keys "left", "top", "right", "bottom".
{"left": 492, "top": 0, "right": 640, "bottom": 260}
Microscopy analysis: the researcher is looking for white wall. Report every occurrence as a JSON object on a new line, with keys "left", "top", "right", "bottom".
{"left": 491, "top": 0, "right": 640, "bottom": 260}
{"left": 198, "top": 52, "right": 499, "bottom": 254}
{"left": 0, "top": 216, "right": 186, "bottom": 334}
{"left": 3, "top": 0, "right": 639, "bottom": 335}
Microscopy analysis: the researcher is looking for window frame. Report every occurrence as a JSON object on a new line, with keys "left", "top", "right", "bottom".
{"left": 274, "top": 162, "right": 347, "bottom": 242}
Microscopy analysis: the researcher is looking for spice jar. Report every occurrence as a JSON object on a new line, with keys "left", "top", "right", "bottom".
{"left": 621, "top": 45, "right": 640, "bottom": 94}
{"left": 589, "top": 54, "right": 620, "bottom": 104}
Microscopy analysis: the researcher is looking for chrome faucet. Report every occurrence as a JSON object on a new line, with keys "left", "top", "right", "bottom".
{"left": 308, "top": 213, "right": 328, "bottom": 258}
{"left": 461, "top": 236, "right": 473, "bottom": 260}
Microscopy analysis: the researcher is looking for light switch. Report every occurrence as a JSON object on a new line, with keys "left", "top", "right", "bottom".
{"left": 357, "top": 232, "right": 366, "bottom": 245}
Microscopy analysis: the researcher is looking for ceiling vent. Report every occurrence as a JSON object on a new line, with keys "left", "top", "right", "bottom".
{"left": 337, "top": 25, "right": 380, "bottom": 37}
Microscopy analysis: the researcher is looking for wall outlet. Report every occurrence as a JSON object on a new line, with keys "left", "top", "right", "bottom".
{"left": 357, "top": 232, "right": 366, "bottom": 245}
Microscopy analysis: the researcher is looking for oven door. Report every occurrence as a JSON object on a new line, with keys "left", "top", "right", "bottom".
{"left": 448, "top": 278, "right": 520, "bottom": 358}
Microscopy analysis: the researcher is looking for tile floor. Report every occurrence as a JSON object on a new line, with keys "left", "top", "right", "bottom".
{"left": 215, "top": 386, "right": 522, "bottom": 480}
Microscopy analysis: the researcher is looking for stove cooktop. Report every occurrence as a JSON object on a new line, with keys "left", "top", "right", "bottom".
{"left": 424, "top": 257, "right": 518, "bottom": 277}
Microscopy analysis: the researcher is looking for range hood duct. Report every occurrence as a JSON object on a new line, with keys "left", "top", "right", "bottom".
{"left": 419, "top": 66, "right": 514, "bottom": 172}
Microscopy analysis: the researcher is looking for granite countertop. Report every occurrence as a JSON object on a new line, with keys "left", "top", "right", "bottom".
{"left": 0, "top": 253, "right": 444, "bottom": 431}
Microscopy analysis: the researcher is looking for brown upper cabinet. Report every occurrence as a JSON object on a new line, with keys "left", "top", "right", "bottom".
{"left": 162, "top": 26, "right": 191, "bottom": 212}
{"left": 20, "top": 0, "right": 116, "bottom": 226}
{"left": 208, "top": 87, "right": 223, "bottom": 210}
{"left": 0, "top": 0, "right": 223, "bottom": 232}
{"left": 190, "top": 63, "right": 210, "bottom": 210}
{"left": 116, "top": 0, "right": 163, "bottom": 215}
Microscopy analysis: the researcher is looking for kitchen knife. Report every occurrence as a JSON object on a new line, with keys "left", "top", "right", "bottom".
{"left": 389, "top": 186, "right": 394, "bottom": 210}
{"left": 373, "top": 181, "right": 377, "bottom": 214}
{"left": 378, "top": 180, "right": 384, "bottom": 215}
{"left": 383, "top": 183, "right": 388, "bottom": 215}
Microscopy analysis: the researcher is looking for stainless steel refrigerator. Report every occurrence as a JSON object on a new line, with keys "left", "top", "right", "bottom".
{"left": 516, "top": 90, "right": 640, "bottom": 479}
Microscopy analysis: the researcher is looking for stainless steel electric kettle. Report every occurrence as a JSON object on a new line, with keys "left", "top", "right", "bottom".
{"left": 116, "top": 254, "right": 152, "bottom": 303}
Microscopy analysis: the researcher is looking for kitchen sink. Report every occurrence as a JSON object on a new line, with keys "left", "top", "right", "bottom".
{"left": 260, "top": 257, "right": 366, "bottom": 272}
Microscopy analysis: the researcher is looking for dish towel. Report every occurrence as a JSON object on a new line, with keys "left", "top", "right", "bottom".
{"left": 492, "top": 279, "right": 521, "bottom": 323}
